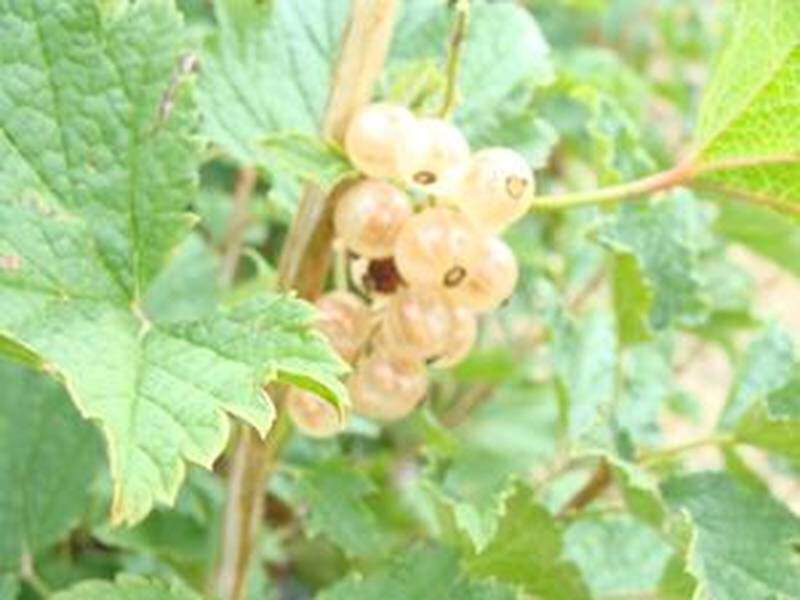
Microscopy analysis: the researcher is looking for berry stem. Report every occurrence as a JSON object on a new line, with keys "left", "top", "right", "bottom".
{"left": 534, "top": 156, "right": 800, "bottom": 217}
{"left": 439, "top": 0, "right": 470, "bottom": 119}
{"left": 213, "top": 2, "right": 399, "bottom": 599}
{"left": 534, "top": 160, "right": 696, "bottom": 211}
{"left": 219, "top": 166, "right": 258, "bottom": 287}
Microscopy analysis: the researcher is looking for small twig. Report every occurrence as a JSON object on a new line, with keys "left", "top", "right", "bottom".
{"left": 557, "top": 459, "right": 612, "bottom": 519}
{"left": 638, "top": 434, "right": 734, "bottom": 467}
{"left": 20, "top": 552, "right": 51, "bottom": 598}
{"left": 439, "top": 0, "right": 470, "bottom": 118}
{"left": 219, "top": 167, "right": 258, "bottom": 287}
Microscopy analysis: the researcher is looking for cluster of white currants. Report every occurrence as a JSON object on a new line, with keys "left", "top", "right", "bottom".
{"left": 287, "top": 103, "right": 535, "bottom": 437}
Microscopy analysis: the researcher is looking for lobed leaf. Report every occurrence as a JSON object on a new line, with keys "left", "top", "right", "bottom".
{"left": 0, "top": 0, "right": 349, "bottom": 526}
{"left": 693, "top": 0, "right": 800, "bottom": 209}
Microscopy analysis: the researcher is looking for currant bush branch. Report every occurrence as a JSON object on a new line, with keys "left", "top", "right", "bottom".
{"left": 214, "top": 2, "right": 400, "bottom": 599}
{"left": 439, "top": 0, "right": 470, "bottom": 119}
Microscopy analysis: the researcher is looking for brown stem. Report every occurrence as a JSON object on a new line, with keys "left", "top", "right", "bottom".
{"left": 213, "top": 2, "right": 399, "bottom": 599}
{"left": 219, "top": 166, "right": 258, "bottom": 287}
{"left": 557, "top": 459, "right": 611, "bottom": 518}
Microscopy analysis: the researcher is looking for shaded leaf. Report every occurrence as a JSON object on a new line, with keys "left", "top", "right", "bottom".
{"left": 599, "top": 192, "right": 711, "bottom": 330}
{"left": 198, "top": 0, "right": 349, "bottom": 163}
{"left": 663, "top": 472, "right": 800, "bottom": 600}
{"left": 0, "top": 359, "right": 101, "bottom": 570}
{"left": 260, "top": 134, "right": 355, "bottom": 191}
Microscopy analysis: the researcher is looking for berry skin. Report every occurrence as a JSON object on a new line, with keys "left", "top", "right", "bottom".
{"left": 431, "top": 307, "right": 477, "bottom": 368}
{"left": 345, "top": 103, "right": 417, "bottom": 179}
{"left": 315, "top": 291, "right": 371, "bottom": 363}
{"left": 348, "top": 350, "right": 428, "bottom": 422}
{"left": 394, "top": 207, "right": 481, "bottom": 290}
{"left": 334, "top": 179, "right": 412, "bottom": 258}
{"left": 382, "top": 287, "right": 459, "bottom": 360}
{"left": 448, "top": 236, "right": 518, "bottom": 312}
{"left": 456, "top": 148, "right": 535, "bottom": 232}
{"left": 287, "top": 389, "right": 345, "bottom": 438}
{"left": 398, "top": 118, "right": 470, "bottom": 196}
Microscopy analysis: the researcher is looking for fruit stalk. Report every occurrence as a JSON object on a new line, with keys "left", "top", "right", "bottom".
{"left": 213, "top": 2, "right": 399, "bottom": 599}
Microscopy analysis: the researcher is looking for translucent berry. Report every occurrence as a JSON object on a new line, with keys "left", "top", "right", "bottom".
{"left": 394, "top": 207, "right": 481, "bottom": 290}
{"left": 456, "top": 148, "right": 535, "bottom": 232}
{"left": 398, "top": 118, "right": 470, "bottom": 196}
{"left": 334, "top": 179, "right": 412, "bottom": 258}
{"left": 382, "top": 287, "right": 459, "bottom": 360}
{"left": 287, "top": 389, "right": 345, "bottom": 438}
{"left": 315, "top": 291, "right": 371, "bottom": 363}
{"left": 448, "top": 236, "right": 518, "bottom": 312}
{"left": 432, "top": 307, "right": 477, "bottom": 368}
{"left": 345, "top": 103, "right": 416, "bottom": 178}
{"left": 348, "top": 350, "right": 428, "bottom": 422}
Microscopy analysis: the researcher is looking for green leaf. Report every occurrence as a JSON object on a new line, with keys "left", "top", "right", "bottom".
{"left": 693, "top": 0, "right": 800, "bottom": 207}
{"left": 198, "top": 0, "right": 349, "bottom": 163}
{"left": 434, "top": 383, "right": 558, "bottom": 550}
{"left": 0, "top": 358, "right": 102, "bottom": 571}
{"left": 663, "top": 472, "right": 800, "bottom": 600}
{"left": 0, "top": 0, "right": 197, "bottom": 299}
{"left": 716, "top": 202, "right": 800, "bottom": 278}
{"left": 612, "top": 253, "right": 654, "bottom": 345}
{"left": 260, "top": 134, "right": 356, "bottom": 191}
{"left": 598, "top": 192, "right": 710, "bottom": 330}
{"left": 0, "top": 575, "right": 17, "bottom": 600}
{"left": 290, "top": 460, "right": 385, "bottom": 557}
{"left": 466, "top": 487, "right": 591, "bottom": 600}
{"left": 0, "top": 1, "right": 348, "bottom": 525}
{"left": 51, "top": 575, "right": 202, "bottom": 600}
{"left": 720, "top": 324, "right": 796, "bottom": 428}
{"left": 736, "top": 375, "right": 800, "bottom": 468}
{"left": 564, "top": 516, "right": 672, "bottom": 598}
{"left": 550, "top": 310, "right": 617, "bottom": 445}
{"left": 144, "top": 234, "right": 220, "bottom": 324}
{"left": 318, "top": 546, "right": 518, "bottom": 600}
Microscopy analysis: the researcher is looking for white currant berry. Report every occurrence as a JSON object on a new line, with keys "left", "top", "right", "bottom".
{"left": 398, "top": 117, "right": 470, "bottom": 196}
{"left": 315, "top": 291, "right": 371, "bottom": 363}
{"left": 334, "top": 179, "right": 412, "bottom": 258}
{"left": 382, "top": 287, "right": 459, "bottom": 360}
{"left": 348, "top": 350, "right": 428, "bottom": 422}
{"left": 448, "top": 236, "right": 518, "bottom": 312}
{"left": 345, "top": 103, "right": 416, "bottom": 179}
{"left": 394, "top": 207, "right": 481, "bottom": 290}
{"left": 431, "top": 307, "right": 477, "bottom": 368}
{"left": 456, "top": 148, "right": 535, "bottom": 232}
{"left": 287, "top": 389, "right": 345, "bottom": 438}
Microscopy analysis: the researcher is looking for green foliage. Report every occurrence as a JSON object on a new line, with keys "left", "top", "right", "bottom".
{"left": 51, "top": 575, "right": 202, "bottom": 600}
{"left": 0, "top": 0, "right": 348, "bottom": 528}
{"left": 663, "top": 473, "right": 800, "bottom": 600}
{"left": 693, "top": 0, "right": 800, "bottom": 207}
{"left": 466, "top": 487, "right": 591, "bottom": 600}
{"left": 0, "top": 359, "right": 101, "bottom": 570}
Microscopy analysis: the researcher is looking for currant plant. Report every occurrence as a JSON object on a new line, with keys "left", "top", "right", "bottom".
{"left": 1, "top": 1, "right": 799, "bottom": 600}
